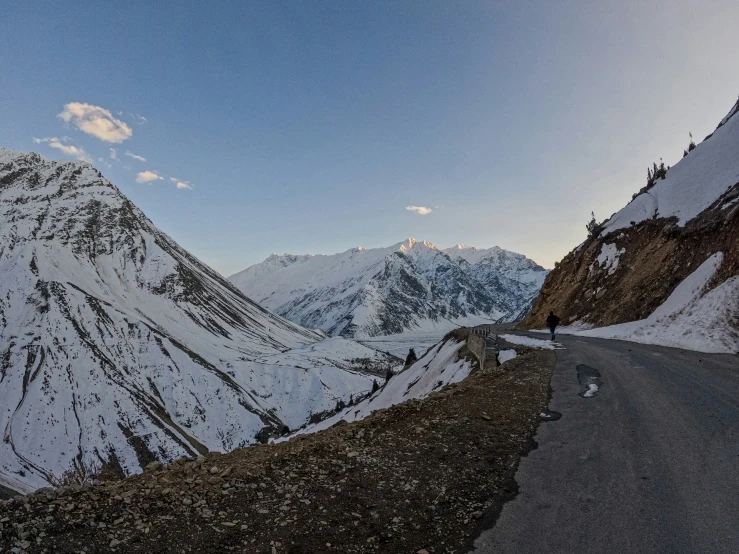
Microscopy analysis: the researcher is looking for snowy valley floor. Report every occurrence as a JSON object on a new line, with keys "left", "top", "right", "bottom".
{"left": 0, "top": 346, "right": 554, "bottom": 554}
{"left": 357, "top": 330, "right": 449, "bottom": 359}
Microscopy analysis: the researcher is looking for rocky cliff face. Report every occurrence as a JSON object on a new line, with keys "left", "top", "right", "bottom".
{"left": 520, "top": 98, "right": 739, "bottom": 346}
{"left": 229, "top": 240, "right": 548, "bottom": 338}
{"left": 0, "top": 147, "right": 394, "bottom": 492}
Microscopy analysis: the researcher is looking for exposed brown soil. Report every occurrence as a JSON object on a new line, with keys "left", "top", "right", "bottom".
{"left": 0, "top": 347, "right": 554, "bottom": 554}
{"left": 521, "top": 181, "right": 739, "bottom": 329}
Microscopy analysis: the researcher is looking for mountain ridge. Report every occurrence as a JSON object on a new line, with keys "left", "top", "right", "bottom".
{"left": 229, "top": 238, "right": 548, "bottom": 338}
{"left": 0, "top": 147, "right": 394, "bottom": 492}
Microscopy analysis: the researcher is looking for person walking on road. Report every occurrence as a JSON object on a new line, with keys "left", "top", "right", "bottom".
{"left": 546, "top": 311, "right": 560, "bottom": 340}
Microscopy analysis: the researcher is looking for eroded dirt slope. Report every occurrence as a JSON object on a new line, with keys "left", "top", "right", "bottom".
{"left": 521, "top": 183, "right": 739, "bottom": 330}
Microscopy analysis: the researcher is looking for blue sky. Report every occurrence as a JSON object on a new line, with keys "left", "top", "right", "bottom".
{"left": 1, "top": 0, "right": 738, "bottom": 275}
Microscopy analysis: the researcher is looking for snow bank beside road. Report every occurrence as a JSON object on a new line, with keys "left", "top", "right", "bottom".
{"left": 551, "top": 253, "right": 738, "bottom": 354}
{"left": 500, "top": 334, "right": 564, "bottom": 350}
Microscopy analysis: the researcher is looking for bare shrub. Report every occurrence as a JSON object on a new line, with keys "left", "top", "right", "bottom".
{"left": 48, "top": 459, "right": 101, "bottom": 488}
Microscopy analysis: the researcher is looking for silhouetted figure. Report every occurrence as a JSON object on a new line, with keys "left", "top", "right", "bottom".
{"left": 405, "top": 347, "right": 418, "bottom": 366}
{"left": 546, "top": 311, "right": 560, "bottom": 341}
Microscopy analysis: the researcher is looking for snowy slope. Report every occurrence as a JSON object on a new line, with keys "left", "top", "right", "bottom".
{"left": 523, "top": 96, "right": 739, "bottom": 354}
{"left": 552, "top": 253, "right": 739, "bottom": 353}
{"left": 0, "top": 147, "right": 395, "bottom": 493}
{"left": 604, "top": 98, "right": 739, "bottom": 233}
{"left": 229, "top": 239, "right": 548, "bottom": 338}
{"left": 279, "top": 333, "right": 475, "bottom": 438}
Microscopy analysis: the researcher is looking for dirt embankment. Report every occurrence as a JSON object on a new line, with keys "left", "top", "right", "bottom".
{"left": 520, "top": 182, "right": 739, "bottom": 330}
{"left": 0, "top": 346, "right": 554, "bottom": 554}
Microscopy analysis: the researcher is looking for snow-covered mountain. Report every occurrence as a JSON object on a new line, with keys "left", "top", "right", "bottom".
{"left": 0, "top": 147, "right": 396, "bottom": 493}
{"left": 521, "top": 96, "right": 739, "bottom": 353}
{"left": 229, "top": 239, "right": 548, "bottom": 338}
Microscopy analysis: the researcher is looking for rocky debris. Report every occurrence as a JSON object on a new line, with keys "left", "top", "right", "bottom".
{"left": 0, "top": 349, "right": 554, "bottom": 554}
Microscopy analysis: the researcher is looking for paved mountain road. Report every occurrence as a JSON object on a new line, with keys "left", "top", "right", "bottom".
{"left": 474, "top": 334, "right": 739, "bottom": 554}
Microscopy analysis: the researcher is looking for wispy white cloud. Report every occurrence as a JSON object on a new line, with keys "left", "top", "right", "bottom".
{"left": 405, "top": 205, "right": 433, "bottom": 215}
{"left": 33, "top": 137, "right": 91, "bottom": 163}
{"left": 132, "top": 114, "right": 147, "bottom": 125}
{"left": 125, "top": 151, "right": 146, "bottom": 162}
{"left": 169, "top": 177, "right": 193, "bottom": 190}
{"left": 109, "top": 148, "right": 117, "bottom": 160}
{"left": 136, "top": 170, "right": 164, "bottom": 184}
{"left": 58, "top": 102, "right": 133, "bottom": 143}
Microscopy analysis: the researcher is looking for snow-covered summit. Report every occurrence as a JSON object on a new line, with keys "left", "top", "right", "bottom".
{"left": 0, "top": 148, "right": 393, "bottom": 492}
{"left": 229, "top": 239, "right": 548, "bottom": 338}
{"left": 443, "top": 244, "right": 547, "bottom": 286}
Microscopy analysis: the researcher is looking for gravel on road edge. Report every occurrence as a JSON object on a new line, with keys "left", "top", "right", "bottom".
{"left": 0, "top": 348, "right": 555, "bottom": 554}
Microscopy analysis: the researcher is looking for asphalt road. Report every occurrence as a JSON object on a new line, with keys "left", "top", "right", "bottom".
{"left": 473, "top": 334, "right": 739, "bottom": 554}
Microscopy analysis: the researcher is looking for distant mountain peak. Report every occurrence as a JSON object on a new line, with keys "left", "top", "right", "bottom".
{"left": 229, "top": 240, "right": 548, "bottom": 338}
{"left": 396, "top": 238, "right": 439, "bottom": 253}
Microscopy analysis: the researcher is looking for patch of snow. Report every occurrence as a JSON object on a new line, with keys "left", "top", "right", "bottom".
{"left": 499, "top": 334, "right": 564, "bottom": 350}
{"left": 582, "top": 384, "right": 599, "bottom": 398}
{"left": 555, "top": 253, "right": 738, "bottom": 354}
{"left": 591, "top": 243, "right": 625, "bottom": 276}
{"left": 649, "top": 253, "right": 723, "bottom": 320}
{"left": 497, "top": 349, "right": 517, "bottom": 364}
